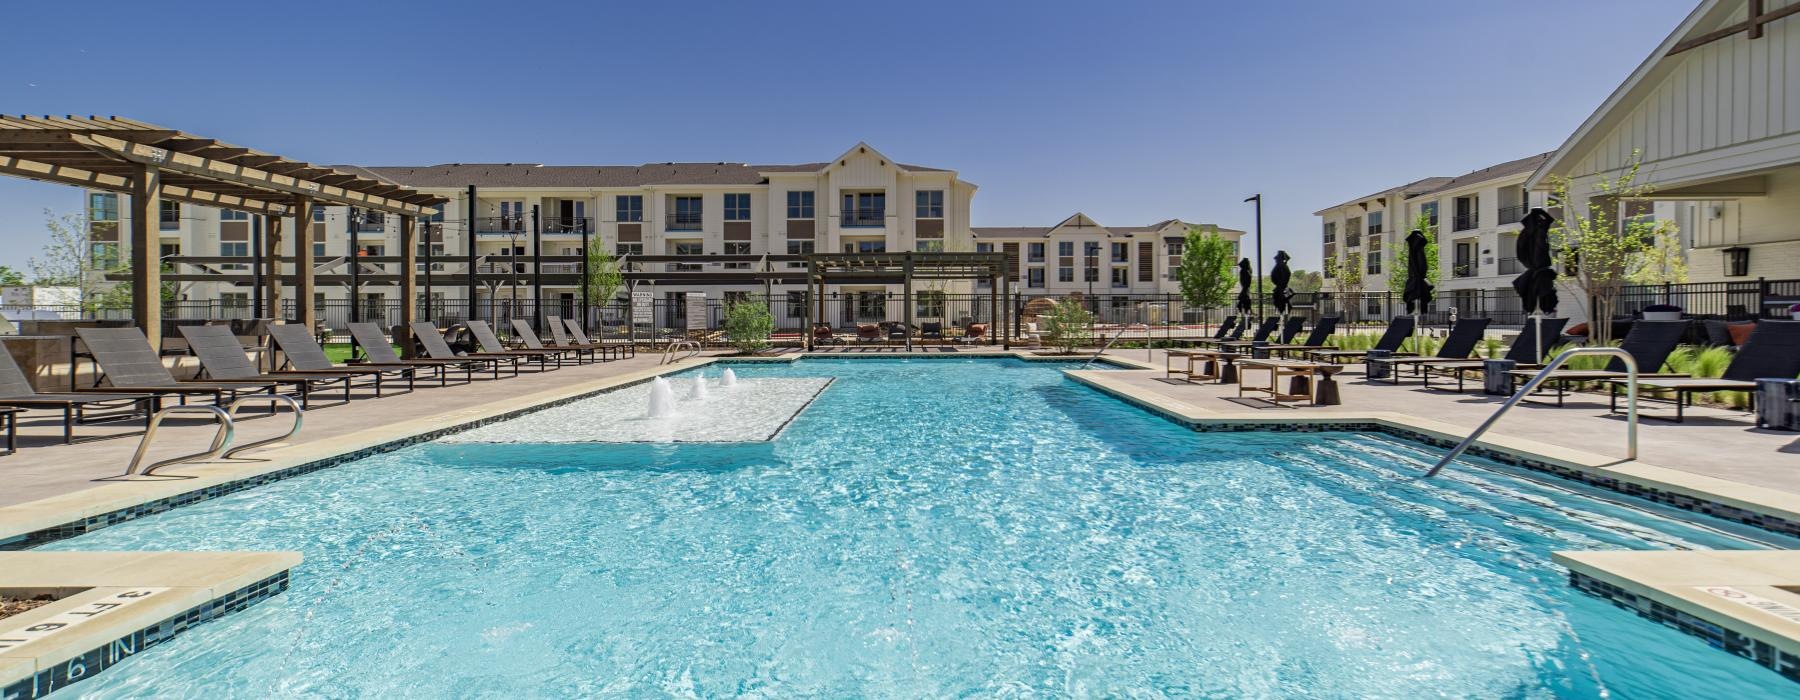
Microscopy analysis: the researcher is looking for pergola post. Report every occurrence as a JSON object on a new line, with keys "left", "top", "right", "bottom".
{"left": 531, "top": 204, "right": 543, "bottom": 329}
{"left": 251, "top": 214, "right": 264, "bottom": 314}
{"left": 466, "top": 185, "right": 478, "bottom": 322}
{"left": 262, "top": 215, "right": 283, "bottom": 321}
{"left": 348, "top": 207, "right": 361, "bottom": 324}
{"left": 128, "top": 162, "right": 162, "bottom": 348}
{"left": 292, "top": 196, "right": 317, "bottom": 332}
{"left": 902, "top": 254, "right": 914, "bottom": 351}
{"left": 999, "top": 268, "right": 1010, "bottom": 350}
{"left": 399, "top": 214, "right": 419, "bottom": 346}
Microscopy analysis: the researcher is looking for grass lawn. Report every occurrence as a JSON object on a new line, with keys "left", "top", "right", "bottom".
{"left": 322, "top": 343, "right": 398, "bottom": 363}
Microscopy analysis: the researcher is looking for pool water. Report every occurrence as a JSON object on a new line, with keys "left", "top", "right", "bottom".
{"left": 40, "top": 358, "right": 1795, "bottom": 697}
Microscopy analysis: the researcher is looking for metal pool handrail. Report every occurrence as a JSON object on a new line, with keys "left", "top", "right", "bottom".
{"left": 661, "top": 340, "right": 701, "bottom": 364}
{"left": 1083, "top": 324, "right": 1139, "bottom": 369}
{"left": 1423, "top": 346, "right": 1637, "bottom": 478}
{"left": 122, "top": 394, "right": 304, "bottom": 477}
{"left": 222, "top": 394, "right": 304, "bottom": 459}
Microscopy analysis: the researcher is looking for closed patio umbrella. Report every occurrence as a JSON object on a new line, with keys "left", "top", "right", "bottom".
{"left": 1235, "top": 258, "right": 1254, "bottom": 317}
{"left": 1402, "top": 230, "right": 1434, "bottom": 315}
{"left": 1511, "top": 208, "right": 1560, "bottom": 362}
{"left": 1271, "top": 250, "right": 1294, "bottom": 315}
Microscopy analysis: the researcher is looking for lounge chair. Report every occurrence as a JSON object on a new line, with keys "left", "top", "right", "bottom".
{"left": 544, "top": 316, "right": 624, "bottom": 361}
{"left": 1211, "top": 317, "right": 1279, "bottom": 350}
{"left": 409, "top": 322, "right": 528, "bottom": 377}
{"left": 1273, "top": 316, "right": 1306, "bottom": 345}
{"left": 885, "top": 322, "right": 911, "bottom": 345}
{"left": 464, "top": 320, "right": 568, "bottom": 370}
{"left": 179, "top": 325, "right": 358, "bottom": 408}
{"left": 1503, "top": 320, "right": 1689, "bottom": 405}
{"left": 1414, "top": 318, "right": 1569, "bottom": 392}
{"left": 1306, "top": 317, "right": 1416, "bottom": 364}
{"left": 563, "top": 318, "right": 634, "bottom": 358}
{"left": 1369, "top": 318, "right": 1494, "bottom": 385}
{"left": 0, "top": 345, "right": 155, "bottom": 444}
{"left": 959, "top": 322, "right": 990, "bottom": 345}
{"left": 1268, "top": 317, "right": 1340, "bottom": 357}
{"left": 512, "top": 319, "right": 593, "bottom": 364}
{"left": 1211, "top": 316, "right": 1240, "bottom": 342}
{"left": 855, "top": 323, "right": 883, "bottom": 345}
{"left": 346, "top": 322, "right": 488, "bottom": 383}
{"left": 73, "top": 327, "right": 281, "bottom": 407}
{"left": 1609, "top": 320, "right": 1800, "bottom": 422}
{"left": 921, "top": 322, "right": 945, "bottom": 343}
{"left": 266, "top": 324, "right": 420, "bottom": 392}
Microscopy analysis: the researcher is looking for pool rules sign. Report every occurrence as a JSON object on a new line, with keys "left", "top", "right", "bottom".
{"left": 685, "top": 293, "right": 709, "bottom": 331}
{"left": 630, "top": 290, "right": 653, "bottom": 325}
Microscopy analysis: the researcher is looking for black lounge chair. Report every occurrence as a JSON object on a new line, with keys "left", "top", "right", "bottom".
{"left": 266, "top": 324, "right": 419, "bottom": 393}
{"left": 1609, "top": 320, "right": 1800, "bottom": 422}
{"left": 1505, "top": 320, "right": 1690, "bottom": 405}
{"left": 512, "top": 319, "right": 598, "bottom": 364}
{"left": 1212, "top": 317, "right": 1279, "bottom": 350}
{"left": 1418, "top": 317, "right": 1570, "bottom": 392}
{"left": 1307, "top": 316, "right": 1416, "bottom": 364}
{"left": 465, "top": 320, "right": 567, "bottom": 369}
{"left": 407, "top": 322, "right": 525, "bottom": 378}
{"left": 561, "top": 318, "right": 634, "bottom": 359}
{"left": 74, "top": 326, "right": 281, "bottom": 407}
{"left": 346, "top": 323, "right": 488, "bottom": 383}
{"left": 1274, "top": 317, "right": 1306, "bottom": 345}
{"left": 920, "top": 322, "right": 944, "bottom": 343}
{"left": 1199, "top": 316, "right": 1239, "bottom": 345}
{"left": 1268, "top": 317, "right": 1339, "bottom": 357}
{"left": 544, "top": 316, "right": 625, "bottom": 361}
{"left": 0, "top": 345, "right": 155, "bottom": 444}
{"left": 180, "top": 325, "right": 359, "bottom": 408}
{"left": 1370, "top": 318, "right": 1493, "bottom": 385}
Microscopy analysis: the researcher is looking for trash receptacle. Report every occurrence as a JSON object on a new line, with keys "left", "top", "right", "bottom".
{"left": 1483, "top": 359, "right": 1518, "bottom": 396}
{"left": 1367, "top": 349, "right": 1393, "bottom": 380}
{"left": 1251, "top": 341, "right": 1271, "bottom": 359}
{"left": 1755, "top": 378, "right": 1800, "bottom": 431}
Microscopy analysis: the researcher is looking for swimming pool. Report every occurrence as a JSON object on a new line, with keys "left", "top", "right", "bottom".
{"left": 37, "top": 358, "right": 1796, "bottom": 696}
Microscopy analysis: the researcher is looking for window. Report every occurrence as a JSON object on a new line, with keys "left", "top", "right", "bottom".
{"left": 844, "top": 240, "right": 886, "bottom": 254}
{"left": 360, "top": 211, "right": 385, "bottom": 232}
{"left": 1345, "top": 217, "right": 1362, "bottom": 246}
{"left": 724, "top": 241, "right": 751, "bottom": 255}
{"left": 616, "top": 195, "right": 643, "bottom": 222}
{"left": 724, "top": 193, "right": 751, "bottom": 221}
{"left": 90, "top": 243, "right": 119, "bottom": 270}
{"left": 159, "top": 200, "right": 180, "bottom": 230}
{"left": 842, "top": 192, "right": 885, "bottom": 226}
{"left": 1366, "top": 251, "right": 1382, "bottom": 275}
{"left": 1084, "top": 242, "right": 1100, "bottom": 282}
{"left": 1420, "top": 201, "right": 1438, "bottom": 227}
{"left": 1111, "top": 267, "right": 1128, "bottom": 288}
{"left": 1367, "top": 211, "right": 1383, "bottom": 235}
{"left": 160, "top": 243, "right": 181, "bottom": 259}
{"left": 1027, "top": 243, "right": 1045, "bottom": 262}
{"left": 915, "top": 190, "right": 944, "bottom": 218}
{"left": 855, "top": 292, "right": 886, "bottom": 319}
{"left": 219, "top": 209, "right": 249, "bottom": 221}
{"left": 671, "top": 196, "right": 702, "bottom": 230}
{"left": 916, "top": 291, "right": 946, "bottom": 317}
{"left": 786, "top": 291, "right": 808, "bottom": 318}
{"left": 915, "top": 239, "right": 944, "bottom": 252}
{"left": 220, "top": 292, "right": 249, "bottom": 310}
{"left": 1111, "top": 242, "right": 1128, "bottom": 263}
{"left": 314, "top": 241, "right": 327, "bottom": 257}
{"left": 673, "top": 242, "right": 704, "bottom": 256}
{"left": 1058, "top": 267, "right": 1074, "bottom": 282}
{"left": 1165, "top": 240, "right": 1183, "bottom": 255}
{"left": 1059, "top": 241, "right": 1075, "bottom": 257}
{"left": 787, "top": 240, "right": 815, "bottom": 256}
{"left": 616, "top": 242, "right": 644, "bottom": 256}
{"left": 786, "top": 191, "right": 814, "bottom": 219}
{"left": 1027, "top": 267, "right": 1045, "bottom": 288}
{"left": 313, "top": 207, "right": 326, "bottom": 223}
{"left": 1322, "top": 222, "right": 1336, "bottom": 244}
{"left": 88, "top": 193, "right": 118, "bottom": 221}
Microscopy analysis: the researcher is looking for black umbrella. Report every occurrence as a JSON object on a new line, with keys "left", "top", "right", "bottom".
{"left": 1235, "top": 258, "right": 1253, "bottom": 315}
{"left": 1511, "top": 208, "right": 1560, "bottom": 362}
{"left": 1270, "top": 250, "right": 1294, "bottom": 314}
{"left": 1402, "top": 230, "right": 1434, "bottom": 315}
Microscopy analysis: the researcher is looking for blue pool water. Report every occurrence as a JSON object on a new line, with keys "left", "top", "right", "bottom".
{"left": 40, "top": 358, "right": 1795, "bottom": 697}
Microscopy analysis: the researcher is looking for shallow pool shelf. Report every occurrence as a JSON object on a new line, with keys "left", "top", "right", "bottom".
{"left": 1557, "top": 549, "right": 1800, "bottom": 683}
{"left": 0, "top": 551, "right": 300, "bottom": 699}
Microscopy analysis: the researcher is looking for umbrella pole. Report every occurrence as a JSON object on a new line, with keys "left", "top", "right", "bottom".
{"left": 1534, "top": 312, "right": 1544, "bottom": 364}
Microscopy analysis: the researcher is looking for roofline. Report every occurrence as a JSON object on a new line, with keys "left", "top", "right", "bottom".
{"left": 1525, "top": 0, "right": 1721, "bottom": 189}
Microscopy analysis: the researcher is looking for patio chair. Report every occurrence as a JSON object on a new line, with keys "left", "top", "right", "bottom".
{"left": 921, "top": 322, "right": 945, "bottom": 343}
{"left": 1609, "top": 320, "right": 1800, "bottom": 422}
{"left": 1212, "top": 317, "right": 1279, "bottom": 350}
{"left": 1274, "top": 316, "right": 1306, "bottom": 345}
{"left": 346, "top": 323, "right": 490, "bottom": 383}
{"left": 1504, "top": 320, "right": 1690, "bottom": 406}
{"left": 811, "top": 323, "right": 839, "bottom": 347}
{"left": 544, "top": 316, "right": 623, "bottom": 361}
{"left": 1306, "top": 316, "right": 1416, "bottom": 364}
{"left": 464, "top": 320, "right": 567, "bottom": 370}
{"left": 512, "top": 319, "right": 592, "bottom": 364}
{"left": 409, "top": 322, "right": 530, "bottom": 377}
{"left": 0, "top": 344, "right": 155, "bottom": 444}
{"left": 179, "top": 325, "right": 358, "bottom": 408}
{"left": 1417, "top": 317, "right": 1569, "bottom": 392}
{"left": 563, "top": 318, "right": 635, "bottom": 359}
{"left": 73, "top": 326, "right": 281, "bottom": 407}
{"left": 856, "top": 323, "right": 883, "bottom": 345}
{"left": 885, "top": 322, "right": 912, "bottom": 345}
{"left": 1211, "top": 316, "right": 1239, "bottom": 341}
{"left": 958, "top": 322, "right": 990, "bottom": 345}
{"left": 266, "top": 323, "right": 420, "bottom": 393}
{"left": 1368, "top": 317, "right": 1493, "bottom": 385}
{"left": 1267, "top": 317, "right": 1340, "bottom": 357}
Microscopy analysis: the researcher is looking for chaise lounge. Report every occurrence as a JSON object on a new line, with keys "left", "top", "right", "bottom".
{"left": 1607, "top": 320, "right": 1800, "bottom": 422}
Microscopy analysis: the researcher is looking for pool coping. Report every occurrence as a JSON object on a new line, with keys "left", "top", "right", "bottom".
{"left": 0, "top": 551, "right": 300, "bottom": 698}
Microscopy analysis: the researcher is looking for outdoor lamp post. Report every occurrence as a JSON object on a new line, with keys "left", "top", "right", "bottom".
{"left": 1244, "top": 194, "right": 1264, "bottom": 319}
{"left": 348, "top": 206, "right": 361, "bottom": 324}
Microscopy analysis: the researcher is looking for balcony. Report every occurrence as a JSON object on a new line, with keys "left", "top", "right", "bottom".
{"left": 666, "top": 212, "right": 703, "bottom": 232}
{"left": 474, "top": 217, "right": 528, "bottom": 236}
{"left": 1452, "top": 213, "right": 1479, "bottom": 231}
{"left": 543, "top": 216, "right": 593, "bottom": 235}
{"left": 1499, "top": 257, "right": 1522, "bottom": 275}
{"left": 1496, "top": 203, "right": 1529, "bottom": 226}
{"left": 1452, "top": 262, "right": 1475, "bottom": 278}
{"left": 542, "top": 262, "right": 581, "bottom": 274}
{"left": 840, "top": 208, "right": 885, "bottom": 227}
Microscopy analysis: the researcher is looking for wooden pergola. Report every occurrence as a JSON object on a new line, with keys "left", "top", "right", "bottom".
{"left": 0, "top": 115, "right": 446, "bottom": 347}
{"left": 805, "top": 252, "right": 1011, "bottom": 350}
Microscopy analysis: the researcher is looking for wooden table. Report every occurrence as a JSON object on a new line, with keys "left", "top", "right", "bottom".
{"left": 1167, "top": 349, "right": 1242, "bottom": 384}
{"left": 1236, "top": 359, "right": 1343, "bottom": 406}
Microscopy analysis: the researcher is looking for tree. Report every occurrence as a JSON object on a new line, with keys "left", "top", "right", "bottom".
{"left": 87, "top": 262, "right": 180, "bottom": 312}
{"left": 1386, "top": 213, "right": 1440, "bottom": 296}
{"left": 584, "top": 246, "right": 624, "bottom": 319}
{"left": 722, "top": 300, "right": 774, "bottom": 354}
{"left": 1544, "top": 152, "right": 1677, "bottom": 344}
{"left": 1325, "top": 251, "right": 1365, "bottom": 321}
{"left": 1629, "top": 216, "right": 1688, "bottom": 287}
{"left": 1040, "top": 297, "right": 1094, "bottom": 354}
{"left": 1176, "top": 225, "right": 1236, "bottom": 321}
{"left": 1290, "top": 270, "right": 1324, "bottom": 294}
{"left": 29, "top": 208, "right": 106, "bottom": 310}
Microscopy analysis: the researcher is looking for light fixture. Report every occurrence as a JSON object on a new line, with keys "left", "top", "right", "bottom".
{"left": 1723, "top": 247, "right": 1750, "bottom": 277}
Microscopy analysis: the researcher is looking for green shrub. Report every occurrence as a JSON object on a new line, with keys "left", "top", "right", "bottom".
{"left": 1041, "top": 298, "right": 1095, "bottom": 354}
{"left": 723, "top": 301, "right": 774, "bottom": 354}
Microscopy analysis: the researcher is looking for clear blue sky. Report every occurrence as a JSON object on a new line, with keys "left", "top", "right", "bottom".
{"left": 0, "top": 0, "right": 1697, "bottom": 275}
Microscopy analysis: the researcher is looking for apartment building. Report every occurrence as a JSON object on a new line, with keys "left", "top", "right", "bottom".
{"left": 971, "top": 213, "right": 1244, "bottom": 316}
{"left": 1313, "top": 176, "right": 1451, "bottom": 309}
{"left": 1407, "top": 153, "right": 1556, "bottom": 317}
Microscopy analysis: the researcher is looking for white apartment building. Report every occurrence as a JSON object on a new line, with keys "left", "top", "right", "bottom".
{"left": 971, "top": 213, "right": 1244, "bottom": 311}
{"left": 1314, "top": 176, "right": 1451, "bottom": 313}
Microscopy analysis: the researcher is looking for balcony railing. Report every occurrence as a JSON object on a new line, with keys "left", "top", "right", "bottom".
{"left": 666, "top": 212, "right": 703, "bottom": 231}
{"left": 1497, "top": 203, "right": 1529, "bottom": 226}
{"left": 543, "top": 216, "right": 593, "bottom": 234}
{"left": 474, "top": 217, "right": 527, "bottom": 236}
{"left": 541, "top": 262, "right": 581, "bottom": 274}
{"left": 1452, "top": 262, "right": 1475, "bottom": 278}
{"left": 1499, "top": 257, "right": 1522, "bottom": 275}
{"left": 840, "top": 208, "right": 886, "bottom": 227}
{"left": 1452, "top": 213, "right": 1479, "bottom": 231}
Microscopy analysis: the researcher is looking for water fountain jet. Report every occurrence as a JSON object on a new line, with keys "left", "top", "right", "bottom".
{"left": 721, "top": 369, "right": 738, "bottom": 388}
{"left": 689, "top": 372, "right": 709, "bottom": 400}
{"left": 646, "top": 377, "right": 676, "bottom": 418}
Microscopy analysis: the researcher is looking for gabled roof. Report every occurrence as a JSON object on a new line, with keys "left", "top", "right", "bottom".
{"left": 1408, "top": 152, "right": 1555, "bottom": 199}
{"left": 1314, "top": 176, "right": 1452, "bottom": 215}
{"left": 1526, "top": 0, "right": 1730, "bottom": 187}
{"left": 337, "top": 142, "right": 954, "bottom": 189}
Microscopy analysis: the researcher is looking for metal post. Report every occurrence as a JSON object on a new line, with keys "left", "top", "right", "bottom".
{"left": 251, "top": 213, "right": 264, "bottom": 315}
{"left": 1245, "top": 194, "right": 1264, "bottom": 320}
{"left": 423, "top": 217, "right": 434, "bottom": 321}
{"left": 903, "top": 254, "right": 914, "bottom": 351}
{"left": 348, "top": 207, "right": 361, "bottom": 324}
{"left": 466, "top": 185, "right": 478, "bottom": 323}
{"left": 579, "top": 218, "right": 590, "bottom": 331}
{"left": 531, "top": 204, "right": 542, "bottom": 330}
